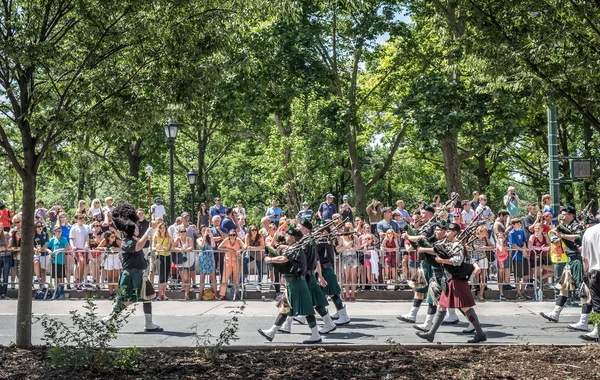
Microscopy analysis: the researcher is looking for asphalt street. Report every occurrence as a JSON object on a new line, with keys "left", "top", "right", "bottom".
{"left": 0, "top": 299, "right": 593, "bottom": 347}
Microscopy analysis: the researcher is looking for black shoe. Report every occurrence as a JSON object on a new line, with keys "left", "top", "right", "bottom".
{"left": 144, "top": 327, "right": 164, "bottom": 332}
{"left": 413, "top": 324, "right": 429, "bottom": 332}
{"left": 302, "top": 338, "right": 322, "bottom": 344}
{"left": 396, "top": 315, "right": 416, "bottom": 323}
{"left": 462, "top": 327, "right": 476, "bottom": 334}
{"left": 192, "top": 285, "right": 198, "bottom": 289}
{"left": 578, "top": 334, "right": 598, "bottom": 342}
{"left": 539, "top": 312, "right": 558, "bottom": 323}
{"left": 415, "top": 331, "right": 434, "bottom": 343}
{"left": 467, "top": 334, "right": 487, "bottom": 343}
{"left": 257, "top": 328, "right": 274, "bottom": 342}
{"left": 66, "top": 284, "right": 72, "bottom": 290}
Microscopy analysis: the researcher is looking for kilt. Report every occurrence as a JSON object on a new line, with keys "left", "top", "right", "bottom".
{"left": 118, "top": 269, "right": 143, "bottom": 303}
{"left": 426, "top": 268, "right": 444, "bottom": 304}
{"left": 308, "top": 272, "right": 328, "bottom": 308}
{"left": 567, "top": 258, "right": 585, "bottom": 289}
{"left": 321, "top": 267, "right": 341, "bottom": 296}
{"left": 415, "top": 263, "right": 432, "bottom": 294}
{"left": 439, "top": 278, "right": 475, "bottom": 309}
{"left": 285, "top": 276, "right": 315, "bottom": 316}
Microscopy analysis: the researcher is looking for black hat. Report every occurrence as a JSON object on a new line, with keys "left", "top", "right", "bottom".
{"left": 447, "top": 223, "right": 461, "bottom": 232}
{"left": 564, "top": 206, "right": 577, "bottom": 216}
{"left": 300, "top": 218, "right": 313, "bottom": 231}
{"left": 423, "top": 205, "right": 435, "bottom": 214}
{"left": 286, "top": 227, "right": 303, "bottom": 241}
{"left": 434, "top": 223, "right": 446, "bottom": 230}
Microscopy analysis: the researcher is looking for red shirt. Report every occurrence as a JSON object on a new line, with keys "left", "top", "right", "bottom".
{"left": 0, "top": 208, "right": 13, "bottom": 228}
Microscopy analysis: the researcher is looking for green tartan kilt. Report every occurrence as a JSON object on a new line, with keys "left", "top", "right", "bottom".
{"left": 415, "top": 263, "right": 433, "bottom": 294}
{"left": 308, "top": 272, "right": 329, "bottom": 308}
{"left": 321, "top": 267, "right": 341, "bottom": 296}
{"left": 426, "top": 268, "right": 444, "bottom": 305}
{"left": 118, "top": 269, "right": 143, "bottom": 303}
{"left": 286, "top": 276, "right": 315, "bottom": 317}
{"left": 566, "top": 259, "right": 585, "bottom": 289}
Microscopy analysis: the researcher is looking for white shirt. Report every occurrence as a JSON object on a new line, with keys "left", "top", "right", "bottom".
{"left": 151, "top": 204, "right": 166, "bottom": 220}
{"left": 475, "top": 205, "right": 494, "bottom": 230}
{"left": 462, "top": 209, "right": 475, "bottom": 225}
{"left": 89, "top": 207, "right": 103, "bottom": 217}
{"left": 102, "top": 205, "right": 114, "bottom": 214}
{"left": 70, "top": 224, "right": 90, "bottom": 249}
{"left": 233, "top": 207, "right": 246, "bottom": 218}
{"left": 168, "top": 223, "right": 178, "bottom": 238}
{"left": 582, "top": 223, "right": 600, "bottom": 272}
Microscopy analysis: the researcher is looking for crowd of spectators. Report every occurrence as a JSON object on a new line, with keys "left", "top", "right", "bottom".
{"left": 0, "top": 186, "right": 597, "bottom": 302}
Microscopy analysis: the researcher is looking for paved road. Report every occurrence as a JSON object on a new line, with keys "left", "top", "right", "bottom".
{"left": 0, "top": 299, "right": 593, "bottom": 347}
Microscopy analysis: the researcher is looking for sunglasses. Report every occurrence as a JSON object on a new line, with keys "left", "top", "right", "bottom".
{"left": 229, "top": 234, "right": 236, "bottom": 237}
{"left": 178, "top": 230, "right": 186, "bottom": 233}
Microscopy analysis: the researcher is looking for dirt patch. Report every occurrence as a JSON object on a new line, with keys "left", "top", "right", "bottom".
{"left": 1, "top": 345, "right": 599, "bottom": 379}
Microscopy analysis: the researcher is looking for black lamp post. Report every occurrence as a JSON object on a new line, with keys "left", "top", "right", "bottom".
{"left": 187, "top": 169, "right": 198, "bottom": 225}
{"left": 164, "top": 118, "right": 179, "bottom": 224}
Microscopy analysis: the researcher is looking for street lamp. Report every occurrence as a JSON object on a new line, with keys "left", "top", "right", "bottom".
{"left": 164, "top": 118, "right": 179, "bottom": 223}
{"left": 187, "top": 169, "right": 198, "bottom": 225}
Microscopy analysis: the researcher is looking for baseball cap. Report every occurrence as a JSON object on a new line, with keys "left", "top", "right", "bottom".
{"left": 154, "top": 197, "right": 161, "bottom": 201}
{"left": 342, "top": 194, "right": 349, "bottom": 200}
{"left": 543, "top": 212, "right": 552, "bottom": 218}
{"left": 302, "top": 201, "right": 308, "bottom": 206}
{"left": 326, "top": 193, "right": 334, "bottom": 198}
{"left": 181, "top": 212, "right": 189, "bottom": 217}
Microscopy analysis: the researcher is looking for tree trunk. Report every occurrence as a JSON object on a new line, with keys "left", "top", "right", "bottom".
{"left": 16, "top": 170, "right": 36, "bottom": 348}
{"left": 439, "top": 127, "right": 462, "bottom": 197}
{"left": 77, "top": 168, "right": 85, "bottom": 202}
{"left": 476, "top": 153, "right": 491, "bottom": 193}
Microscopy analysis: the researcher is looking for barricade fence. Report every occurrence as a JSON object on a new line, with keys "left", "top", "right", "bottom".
{"left": 1, "top": 246, "right": 559, "bottom": 301}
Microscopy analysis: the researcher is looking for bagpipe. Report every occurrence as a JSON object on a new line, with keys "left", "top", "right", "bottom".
{"left": 403, "top": 193, "right": 460, "bottom": 250}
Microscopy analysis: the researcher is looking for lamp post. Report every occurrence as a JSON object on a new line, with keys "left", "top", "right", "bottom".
{"left": 187, "top": 169, "right": 198, "bottom": 225}
{"left": 145, "top": 165, "right": 153, "bottom": 209}
{"left": 164, "top": 118, "right": 179, "bottom": 224}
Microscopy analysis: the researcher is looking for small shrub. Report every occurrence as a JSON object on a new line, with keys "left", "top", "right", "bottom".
{"left": 194, "top": 301, "right": 246, "bottom": 360}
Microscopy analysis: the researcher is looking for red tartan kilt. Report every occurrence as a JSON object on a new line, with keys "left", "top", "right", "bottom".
{"left": 439, "top": 278, "right": 475, "bottom": 309}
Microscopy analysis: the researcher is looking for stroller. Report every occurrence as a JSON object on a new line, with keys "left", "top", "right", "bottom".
{"left": 168, "top": 262, "right": 183, "bottom": 290}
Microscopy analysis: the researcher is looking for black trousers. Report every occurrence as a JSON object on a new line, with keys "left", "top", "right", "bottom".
{"left": 590, "top": 270, "right": 600, "bottom": 313}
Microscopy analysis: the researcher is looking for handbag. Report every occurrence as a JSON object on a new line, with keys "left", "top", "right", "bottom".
{"left": 202, "top": 288, "right": 215, "bottom": 300}
{"left": 171, "top": 252, "right": 187, "bottom": 265}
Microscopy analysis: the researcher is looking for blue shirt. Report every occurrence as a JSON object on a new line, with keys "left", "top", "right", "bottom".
{"left": 209, "top": 205, "right": 226, "bottom": 217}
{"left": 376, "top": 219, "right": 399, "bottom": 237}
{"left": 318, "top": 202, "right": 337, "bottom": 221}
{"left": 48, "top": 237, "right": 69, "bottom": 265}
{"left": 543, "top": 205, "right": 556, "bottom": 226}
{"left": 504, "top": 195, "right": 520, "bottom": 216}
{"left": 60, "top": 225, "right": 71, "bottom": 241}
{"left": 395, "top": 209, "right": 411, "bottom": 230}
{"left": 509, "top": 228, "right": 526, "bottom": 260}
{"left": 220, "top": 217, "right": 238, "bottom": 234}
{"left": 266, "top": 207, "right": 283, "bottom": 224}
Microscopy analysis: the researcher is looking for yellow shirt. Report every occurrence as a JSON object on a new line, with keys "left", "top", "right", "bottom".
{"left": 155, "top": 235, "right": 171, "bottom": 256}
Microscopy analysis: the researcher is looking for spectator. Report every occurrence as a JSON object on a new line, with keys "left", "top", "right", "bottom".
{"left": 101, "top": 211, "right": 117, "bottom": 232}
{"left": 276, "top": 216, "right": 290, "bottom": 234}
{"left": 150, "top": 197, "right": 166, "bottom": 222}
{"left": 318, "top": 194, "right": 338, "bottom": 221}
{"left": 217, "top": 229, "right": 245, "bottom": 300}
{"left": 265, "top": 199, "right": 283, "bottom": 226}
{"left": 197, "top": 203, "right": 210, "bottom": 227}
{"left": 33, "top": 222, "right": 50, "bottom": 287}
{"left": 394, "top": 200, "right": 411, "bottom": 231}
{"left": 339, "top": 195, "right": 355, "bottom": 223}
{"left": 0, "top": 228, "right": 11, "bottom": 299}
{"left": 361, "top": 232, "right": 379, "bottom": 285}
{"left": 88, "top": 199, "right": 103, "bottom": 219}
{"left": 244, "top": 225, "right": 265, "bottom": 289}
{"left": 542, "top": 212, "right": 553, "bottom": 233}
{"left": 102, "top": 197, "right": 115, "bottom": 214}
{"left": 377, "top": 207, "right": 399, "bottom": 240}
{"left": 168, "top": 217, "right": 182, "bottom": 238}
{"left": 152, "top": 221, "right": 172, "bottom": 301}
{"left": 541, "top": 194, "right": 556, "bottom": 225}
{"left": 338, "top": 222, "right": 359, "bottom": 301}
{"left": 233, "top": 200, "right": 246, "bottom": 218}
{"left": 416, "top": 199, "right": 425, "bottom": 210}
{"left": 221, "top": 208, "right": 240, "bottom": 235}
{"left": 452, "top": 211, "right": 466, "bottom": 230}
{"left": 470, "top": 191, "right": 480, "bottom": 210}
{"left": 382, "top": 229, "right": 399, "bottom": 284}
{"left": 35, "top": 200, "right": 48, "bottom": 223}
{"left": 432, "top": 194, "right": 442, "bottom": 211}
{"left": 521, "top": 204, "right": 539, "bottom": 241}
{"left": 470, "top": 225, "right": 494, "bottom": 301}
{"left": 173, "top": 226, "right": 194, "bottom": 300}
{"left": 98, "top": 230, "right": 121, "bottom": 298}
{"left": 210, "top": 215, "right": 226, "bottom": 283}
{"left": 237, "top": 216, "right": 247, "bottom": 240}
{"left": 259, "top": 216, "right": 271, "bottom": 238}
{"left": 46, "top": 202, "right": 62, "bottom": 229}
{"left": 75, "top": 200, "right": 87, "bottom": 217}
{"left": 209, "top": 197, "right": 226, "bottom": 218}
{"left": 89, "top": 222, "right": 103, "bottom": 289}
{"left": 528, "top": 223, "right": 552, "bottom": 286}
{"left": 69, "top": 214, "right": 90, "bottom": 288}
{"left": 8, "top": 228, "right": 21, "bottom": 290}
{"left": 197, "top": 226, "right": 217, "bottom": 299}
{"left": 0, "top": 200, "right": 13, "bottom": 233}
{"left": 475, "top": 194, "right": 494, "bottom": 238}
{"left": 495, "top": 232, "right": 510, "bottom": 301}
{"left": 296, "top": 201, "right": 313, "bottom": 221}
{"left": 180, "top": 212, "right": 200, "bottom": 289}
{"left": 137, "top": 209, "right": 151, "bottom": 254}
{"left": 493, "top": 210, "right": 510, "bottom": 240}
{"left": 366, "top": 199, "right": 382, "bottom": 234}
{"left": 451, "top": 192, "right": 463, "bottom": 212}
{"left": 354, "top": 216, "right": 365, "bottom": 232}
{"left": 56, "top": 213, "right": 71, "bottom": 286}
{"left": 48, "top": 225, "right": 70, "bottom": 299}
{"left": 462, "top": 201, "right": 475, "bottom": 225}
{"left": 503, "top": 186, "right": 522, "bottom": 217}
{"left": 509, "top": 217, "right": 530, "bottom": 300}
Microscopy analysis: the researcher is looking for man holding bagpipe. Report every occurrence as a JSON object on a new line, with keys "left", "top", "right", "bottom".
{"left": 415, "top": 223, "right": 487, "bottom": 343}
{"left": 540, "top": 206, "right": 588, "bottom": 324}
{"left": 258, "top": 227, "right": 322, "bottom": 344}
{"left": 278, "top": 219, "right": 338, "bottom": 335}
